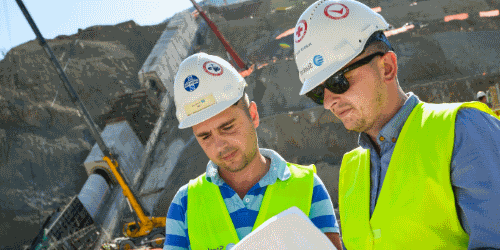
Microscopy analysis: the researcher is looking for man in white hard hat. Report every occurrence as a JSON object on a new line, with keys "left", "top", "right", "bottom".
{"left": 477, "top": 91, "right": 490, "bottom": 106}
{"left": 476, "top": 91, "right": 500, "bottom": 119}
{"left": 163, "top": 52, "right": 342, "bottom": 250}
{"left": 294, "top": 0, "right": 500, "bottom": 249}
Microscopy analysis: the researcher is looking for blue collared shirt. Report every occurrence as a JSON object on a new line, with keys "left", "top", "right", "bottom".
{"left": 358, "top": 92, "right": 500, "bottom": 249}
{"left": 164, "top": 148, "right": 339, "bottom": 250}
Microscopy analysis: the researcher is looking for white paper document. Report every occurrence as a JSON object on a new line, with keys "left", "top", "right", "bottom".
{"left": 230, "top": 206, "right": 338, "bottom": 250}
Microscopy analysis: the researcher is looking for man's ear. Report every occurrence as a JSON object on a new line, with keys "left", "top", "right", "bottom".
{"left": 249, "top": 101, "right": 259, "bottom": 128}
{"left": 381, "top": 51, "right": 398, "bottom": 82}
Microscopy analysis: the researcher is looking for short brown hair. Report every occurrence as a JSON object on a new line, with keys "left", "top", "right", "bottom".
{"left": 233, "top": 92, "right": 251, "bottom": 118}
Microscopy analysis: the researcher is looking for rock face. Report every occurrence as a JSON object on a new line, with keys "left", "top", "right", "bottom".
{"left": 0, "top": 20, "right": 166, "bottom": 249}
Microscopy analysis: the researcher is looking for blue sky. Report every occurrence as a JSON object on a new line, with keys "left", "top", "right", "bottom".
{"left": 0, "top": 0, "right": 197, "bottom": 60}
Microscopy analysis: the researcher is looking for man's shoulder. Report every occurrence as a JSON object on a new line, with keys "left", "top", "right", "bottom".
{"left": 342, "top": 146, "right": 367, "bottom": 159}
{"left": 456, "top": 106, "right": 497, "bottom": 119}
{"left": 176, "top": 171, "right": 210, "bottom": 194}
{"left": 312, "top": 172, "right": 326, "bottom": 187}
{"left": 455, "top": 107, "right": 500, "bottom": 130}
{"left": 172, "top": 183, "right": 190, "bottom": 205}
{"left": 284, "top": 163, "right": 328, "bottom": 186}
{"left": 409, "top": 102, "right": 500, "bottom": 131}
{"left": 286, "top": 162, "right": 315, "bottom": 170}
{"left": 422, "top": 101, "right": 494, "bottom": 116}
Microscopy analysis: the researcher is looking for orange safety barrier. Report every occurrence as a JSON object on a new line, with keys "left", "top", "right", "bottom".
{"left": 257, "top": 63, "right": 269, "bottom": 70}
{"left": 239, "top": 64, "right": 255, "bottom": 77}
{"left": 384, "top": 24, "right": 414, "bottom": 37}
{"left": 192, "top": 10, "right": 199, "bottom": 18}
{"left": 276, "top": 28, "right": 295, "bottom": 40}
{"left": 479, "top": 9, "right": 499, "bottom": 17}
{"left": 371, "top": 7, "right": 381, "bottom": 13}
{"left": 444, "top": 13, "right": 468, "bottom": 22}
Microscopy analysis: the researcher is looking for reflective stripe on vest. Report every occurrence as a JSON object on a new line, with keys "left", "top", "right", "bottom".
{"left": 339, "top": 102, "right": 494, "bottom": 249}
{"left": 187, "top": 162, "right": 316, "bottom": 250}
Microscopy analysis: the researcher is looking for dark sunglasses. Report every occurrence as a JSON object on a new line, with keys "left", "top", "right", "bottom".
{"left": 306, "top": 52, "right": 386, "bottom": 105}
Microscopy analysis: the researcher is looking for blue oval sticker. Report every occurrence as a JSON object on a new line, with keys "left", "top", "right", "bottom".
{"left": 184, "top": 75, "right": 199, "bottom": 92}
{"left": 313, "top": 55, "right": 324, "bottom": 66}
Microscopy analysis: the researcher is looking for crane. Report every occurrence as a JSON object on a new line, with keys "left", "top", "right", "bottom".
{"left": 15, "top": 0, "right": 165, "bottom": 249}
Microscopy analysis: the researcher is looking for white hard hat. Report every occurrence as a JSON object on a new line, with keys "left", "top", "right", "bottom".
{"left": 477, "top": 91, "right": 486, "bottom": 99}
{"left": 294, "top": 0, "right": 390, "bottom": 95}
{"left": 174, "top": 52, "right": 246, "bottom": 129}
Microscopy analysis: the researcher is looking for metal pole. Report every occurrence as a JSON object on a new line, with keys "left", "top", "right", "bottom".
{"left": 15, "top": 0, "right": 111, "bottom": 158}
{"left": 189, "top": 0, "right": 248, "bottom": 70}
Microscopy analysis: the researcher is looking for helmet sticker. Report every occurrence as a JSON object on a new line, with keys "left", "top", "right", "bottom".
{"left": 184, "top": 94, "right": 216, "bottom": 116}
{"left": 295, "top": 20, "right": 308, "bottom": 43}
{"left": 300, "top": 55, "right": 324, "bottom": 76}
{"left": 324, "top": 3, "right": 349, "bottom": 20}
{"left": 203, "top": 61, "right": 223, "bottom": 76}
{"left": 295, "top": 42, "right": 312, "bottom": 57}
{"left": 299, "top": 62, "right": 313, "bottom": 76}
{"left": 184, "top": 75, "right": 200, "bottom": 92}
{"left": 313, "top": 55, "right": 324, "bottom": 66}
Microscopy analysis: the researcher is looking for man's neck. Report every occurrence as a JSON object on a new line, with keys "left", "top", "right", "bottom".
{"left": 220, "top": 152, "right": 271, "bottom": 199}
{"left": 367, "top": 90, "right": 408, "bottom": 154}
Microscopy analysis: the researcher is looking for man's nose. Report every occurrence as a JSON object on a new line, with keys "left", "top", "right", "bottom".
{"left": 323, "top": 87, "right": 337, "bottom": 110}
{"left": 213, "top": 134, "right": 227, "bottom": 149}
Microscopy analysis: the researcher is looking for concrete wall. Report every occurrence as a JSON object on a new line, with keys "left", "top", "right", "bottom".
{"left": 83, "top": 121, "right": 144, "bottom": 184}
{"left": 434, "top": 31, "right": 500, "bottom": 76}
{"left": 138, "top": 11, "right": 198, "bottom": 98}
{"left": 80, "top": 121, "right": 145, "bottom": 245}
{"left": 389, "top": 29, "right": 500, "bottom": 87}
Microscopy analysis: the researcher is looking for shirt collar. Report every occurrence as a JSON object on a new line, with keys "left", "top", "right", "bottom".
{"left": 358, "top": 92, "right": 421, "bottom": 149}
{"left": 205, "top": 148, "right": 291, "bottom": 187}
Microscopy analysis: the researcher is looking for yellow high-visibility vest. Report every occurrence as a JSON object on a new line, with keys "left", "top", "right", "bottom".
{"left": 339, "top": 102, "right": 495, "bottom": 249}
{"left": 187, "top": 162, "right": 316, "bottom": 250}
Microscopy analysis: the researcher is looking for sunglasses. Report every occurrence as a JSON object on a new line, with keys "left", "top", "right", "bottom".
{"left": 306, "top": 52, "right": 386, "bottom": 105}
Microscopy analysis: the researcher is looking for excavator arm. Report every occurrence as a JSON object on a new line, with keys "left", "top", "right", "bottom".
{"left": 103, "top": 156, "right": 165, "bottom": 238}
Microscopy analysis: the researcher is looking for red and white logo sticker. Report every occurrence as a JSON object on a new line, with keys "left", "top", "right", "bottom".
{"left": 324, "top": 3, "right": 349, "bottom": 20}
{"left": 203, "top": 61, "right": 223, "bottom": 76}
{"left": 295, "top": 20, "right": 307, "bottom": 43}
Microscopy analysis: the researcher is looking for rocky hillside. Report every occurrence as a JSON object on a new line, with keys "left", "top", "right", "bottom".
{"left": 0, "top": 20, "right": 166, "bottom": 249}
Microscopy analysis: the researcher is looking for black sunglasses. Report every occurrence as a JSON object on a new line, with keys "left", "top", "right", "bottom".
{"left": 306, "top": 52, "right": 386, "bottom": 105}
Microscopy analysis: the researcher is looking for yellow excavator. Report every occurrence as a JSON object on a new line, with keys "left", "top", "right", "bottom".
{"left": 15, "top": 1, "right": 165, "bottom": 249}
{"left": 105, "top": 153, "right": 166, "bottom": 249}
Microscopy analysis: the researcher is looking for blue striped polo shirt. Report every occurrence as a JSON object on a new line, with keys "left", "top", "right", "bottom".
{"left": 163, "top": 148, "right": 339, "bottom": 250}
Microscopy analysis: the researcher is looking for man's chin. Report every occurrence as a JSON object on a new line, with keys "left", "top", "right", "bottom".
{"left": 341, "top": 120, "right": 354, "bottom": 131}
{"left": 222, "top": 164, "right": 246, "bottom": 173}
{"left": 215, "top": 158, "right": 244, "bottom": 173}
{"left": 343, "top": 122, "right": 365, "bottom": 133}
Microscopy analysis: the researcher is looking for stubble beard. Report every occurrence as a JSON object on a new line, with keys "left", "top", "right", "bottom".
{"left": 348, "top": 79, "right": 386, "bottom": 133}
{"left": 349, "top": 115, "right": 367, "bottom": 133}
{"left": 336, "top": 105, "right": 366, "bottom": 133}
{"left": 218, "top": 146, "right": 258, "bottom": 173}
